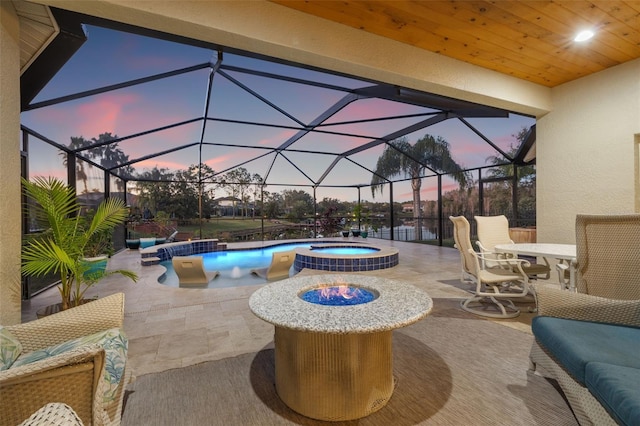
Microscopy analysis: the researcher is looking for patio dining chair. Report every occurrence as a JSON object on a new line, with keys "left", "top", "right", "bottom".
{"left": 574, "top": 214, "right": 640, "bottom": 299}
{"left": 475, "top": 215, "right": 551, "bottom": 280}
{"left": 450, "top": 216, "right": 533, "bottom": 319}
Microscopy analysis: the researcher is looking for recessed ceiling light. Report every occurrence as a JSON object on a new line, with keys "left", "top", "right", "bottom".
{"left": 574, "top": 30, "right": 595, "bottom": 42}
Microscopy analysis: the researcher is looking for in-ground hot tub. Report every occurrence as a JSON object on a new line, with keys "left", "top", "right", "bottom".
{"left": 249, "top": 274, "right": 432, "bottom": 421}
{"left": 293, "top": 243, "right": 399, "bottom": 273}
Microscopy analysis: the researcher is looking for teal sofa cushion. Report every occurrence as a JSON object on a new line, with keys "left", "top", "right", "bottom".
{"left": 532, "top": 316, "right": 640, "bottom": 384}
{"left": 586, "top": 362, "right": 640, "bottom": 426}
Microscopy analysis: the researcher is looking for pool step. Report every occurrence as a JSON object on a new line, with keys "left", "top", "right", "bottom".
{"left": 141, "top": 256, "right": 161, "bottom": 266}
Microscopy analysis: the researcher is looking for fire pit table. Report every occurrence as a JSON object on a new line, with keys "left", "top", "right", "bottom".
{"left": 249, "top": 274, "right": 432, "bottom": 421}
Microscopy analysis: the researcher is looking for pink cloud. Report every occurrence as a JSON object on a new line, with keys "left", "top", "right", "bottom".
{"left": 256, "top": 129, "right": 298, "bottom": 146}
{"left": 74, "top": 93, "right": 140, "bottom": 137}
{"left": 28, "top": 168, "right": 66, "bottom": 181}
{"left": 204, "top": 154, "right": 233, "bottom": 168}
{"left": 135, "top": 159, "right": 186, "bottom": 171}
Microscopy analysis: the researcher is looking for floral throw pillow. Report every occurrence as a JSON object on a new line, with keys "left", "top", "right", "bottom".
{"left": 12, "top": 328, "right": 127, "bottom": 404}
{"left": 0, "top": 326, "right": 23, "bottom": 370}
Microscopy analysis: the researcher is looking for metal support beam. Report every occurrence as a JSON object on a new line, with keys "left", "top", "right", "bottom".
{"left": 389, "top": 183, "right": 394, "bottom": 241}
{"left": 437, "top": 175, "right": 443, "bottom": 246}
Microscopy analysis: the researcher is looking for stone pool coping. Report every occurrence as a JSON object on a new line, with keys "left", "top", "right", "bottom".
{"left": 249, "top": 274, "right": 433, "bottom": 334}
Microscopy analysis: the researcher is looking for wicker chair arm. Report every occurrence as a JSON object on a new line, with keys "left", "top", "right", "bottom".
{"left": 534, "top": 285, "right": 640, "bottom": 327}
{"left": 0, "top": 344, "right": 104, "bottom": 385}
{"left": 7, "top": 293, "right": 124, "bottom": 352}
{"left": 0, "top": 345, "right": 105, "bottom": 426}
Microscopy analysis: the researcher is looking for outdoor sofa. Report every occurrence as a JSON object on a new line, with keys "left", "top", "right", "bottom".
{"left": 0, "top": 293, "right": 129, "bottom": 426}
{"left": 530, "top": 285, "right": 640, "bottom": 426}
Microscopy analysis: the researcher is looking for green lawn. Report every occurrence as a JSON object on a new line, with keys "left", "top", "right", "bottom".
{"left": 178, "top": 218, "right": 298, "bottom": 239}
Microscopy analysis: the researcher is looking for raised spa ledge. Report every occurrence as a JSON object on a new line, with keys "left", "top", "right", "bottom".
{"left": 294, "top": 243, "right": 399, "bottom": 273}
{"left": 249, "top": 274, "right": 432, "bottom": 334}
{"left": 139, "top": 239, "right": 227, "bottom": 266}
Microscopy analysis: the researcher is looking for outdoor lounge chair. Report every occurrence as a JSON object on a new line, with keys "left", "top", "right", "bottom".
{"left": 450, "top": 216, "right": 533, "bottom": 318}
{"left": 475, "top": 215, "right": 551, "bottom": 279}
{"left": 0, "top": 293, "right": 128, "bottom": 426}
{"left": 165, "top": 230, "right": 178, "bottom": 243}
{"left": 251, "top": 249, "right": 297, "bottom": 281}
{"left": 172, "top": 256, "right": 219, "bottom": 286}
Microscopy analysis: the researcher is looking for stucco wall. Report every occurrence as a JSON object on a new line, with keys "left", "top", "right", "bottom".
{"left": 0, "top": 1, "right": 24, "bottom": 325}
{"left": 537, "top": 58, "right": 640, "bottom": 244}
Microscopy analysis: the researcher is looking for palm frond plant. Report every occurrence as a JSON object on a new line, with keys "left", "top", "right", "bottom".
{"left": 21, "top": 177, "right": 138, "bottom": 310}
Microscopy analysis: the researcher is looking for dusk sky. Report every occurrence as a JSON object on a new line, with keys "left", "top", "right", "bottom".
{"left": 21, "top": 24, "right": 535, "bottom": 203}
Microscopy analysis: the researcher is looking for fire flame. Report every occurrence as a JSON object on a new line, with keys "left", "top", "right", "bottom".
{"left": 319, "top": 285, "right": 361, "bottom": 300}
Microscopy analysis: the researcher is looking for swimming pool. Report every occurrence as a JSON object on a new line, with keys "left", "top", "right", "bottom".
{"left": 158, "top": 242, "right": 314, "bottom": 288}
{"left": 157, "top": 241, "right": 398, "bottom": 289}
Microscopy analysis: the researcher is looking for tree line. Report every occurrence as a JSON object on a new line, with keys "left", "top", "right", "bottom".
{"left": 62, "top": 129, "right": 536, "bottom": 233}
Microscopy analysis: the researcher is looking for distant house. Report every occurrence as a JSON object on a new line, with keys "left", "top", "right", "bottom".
{"left": 401, "top": 203, "right": 414, "bottom": 213}
{"left": 402, "top": 202, "right": 425, "bottom": 215}
{"left": 213, "top": 196, "right": 242, "bottom": 216}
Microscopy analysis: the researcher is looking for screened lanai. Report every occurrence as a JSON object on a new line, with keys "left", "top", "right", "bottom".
{"left": 20, "top": 9, "right": 536, "bottom": 254}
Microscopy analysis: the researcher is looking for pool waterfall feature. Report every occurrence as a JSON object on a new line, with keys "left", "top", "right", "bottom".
{"left": 139, "top": 239, "right": 228, "bottom": 266}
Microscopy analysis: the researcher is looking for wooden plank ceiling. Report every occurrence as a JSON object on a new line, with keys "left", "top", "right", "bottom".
{"left": 271, "top": 1, "right": 640, "bottom": 87}
{"left": 13, "top": 0, "right": 59, "bottom": 74}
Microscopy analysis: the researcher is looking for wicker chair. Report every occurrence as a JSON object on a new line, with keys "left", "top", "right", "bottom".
{"left": 530, "top": 215, "right": 640, "bottom": 425}
{"left": 450, "top": 216, "right": 533, "bottom": 319}
{"left": 475, "top": 215, "right": 551, "bottom": 279}
{"left": 19, "top": 403, "right": 85, "bottom": 426}
{"left": 574, "top": 214, "right": 640, "bottom": 299}
{"left": 530, "top": 285, "right": 640, "bottom": 426}
{"left": 1, "top": 293, "right": 128, "bottom": 426}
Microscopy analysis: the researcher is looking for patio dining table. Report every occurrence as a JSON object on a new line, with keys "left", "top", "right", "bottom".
{"left": 494, "top": 243, "right": 577, "bottom": 291}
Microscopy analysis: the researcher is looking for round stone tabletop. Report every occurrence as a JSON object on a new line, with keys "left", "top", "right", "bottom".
{"left": 249, "top": 274, "right": 433, "bottom": 334}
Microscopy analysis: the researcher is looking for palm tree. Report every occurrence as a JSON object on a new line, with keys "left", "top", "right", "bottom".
{"left": 484, "top": 127, "right": 537, "bottom": 220}
{"left": 371, "top": 134, "right": 468, "bottom": 240}
{"left": 91, "top": 132, "right": 136, "bottom": 191}
{"left": 59, "top": 136, "right": 92, "bottom": 194}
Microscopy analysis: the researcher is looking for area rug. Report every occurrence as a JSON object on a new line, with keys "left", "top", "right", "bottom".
{"left": 121, "top": 298, "right": 577, "bottom": 425}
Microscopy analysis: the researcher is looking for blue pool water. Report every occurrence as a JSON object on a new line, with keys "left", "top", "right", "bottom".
{"left": 158, "top": 242, "right": 381, "bottom": 289}
{"left": 159, "top": 242, "right": 313, "bottom": 288}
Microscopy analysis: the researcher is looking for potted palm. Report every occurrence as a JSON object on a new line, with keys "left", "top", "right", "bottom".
{"left": 82, "top": 207, "right": 115, "bottom": 277}
{"left": 21, "top": 177, "right": 138, "bottom": 311}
